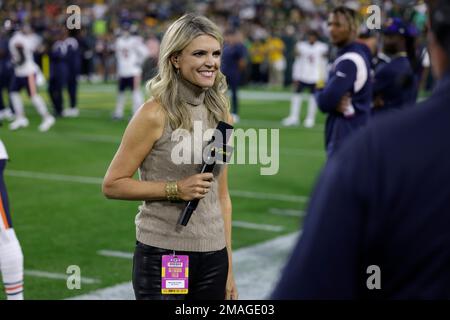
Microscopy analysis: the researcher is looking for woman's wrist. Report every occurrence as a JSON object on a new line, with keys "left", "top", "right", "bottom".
{"left": 165, "top": 181, "right": 180, "bottom": 201}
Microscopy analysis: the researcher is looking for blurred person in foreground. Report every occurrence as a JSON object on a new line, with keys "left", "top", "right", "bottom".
{"left": 103, "top": 14, "right": 237, "bottom": 300}
{"left": 0, "top": 139, "right": 24, "bottom": 300}
{"left": 272, "top": 0, "right": 450, "bottom": 299}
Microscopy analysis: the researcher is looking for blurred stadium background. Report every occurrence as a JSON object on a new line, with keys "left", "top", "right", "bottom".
{"left": 0, "top": 0, "right": 430, "bottom": 299}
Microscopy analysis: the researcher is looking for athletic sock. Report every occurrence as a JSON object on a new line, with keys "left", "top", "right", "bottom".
{"left": 0, "top": 228, "right": 24, "bottom": 300}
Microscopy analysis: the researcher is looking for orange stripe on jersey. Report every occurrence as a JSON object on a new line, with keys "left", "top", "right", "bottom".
{"left": 5, "top": 284, "right": 23, "bottom": 291}
{"left": 0, "top": 192, "right": 10, "bottom": 229}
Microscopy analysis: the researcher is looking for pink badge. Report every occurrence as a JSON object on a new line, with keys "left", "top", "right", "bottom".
{"left": 161, "top": 255, "right": 189, "bottom": 294}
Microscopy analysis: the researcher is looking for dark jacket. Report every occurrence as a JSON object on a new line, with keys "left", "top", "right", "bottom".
{"left": 273, "top": 72, "right": 450, "bottom": 299}
{"left": 316, "top": 42, "right": 372, "bottom": 157}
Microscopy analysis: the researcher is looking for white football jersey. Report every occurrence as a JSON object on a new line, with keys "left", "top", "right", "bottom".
{"left": 292, "top": 41, "right": 328, "bottom": 84}
{"left": 115, "top": 35, "right": 149, "bottom": 78}
{"left": 0, "top": 139, "right": 8, "bottom": 160}
{"left": 9, "top": 31, "right": 41, "bottom": 77}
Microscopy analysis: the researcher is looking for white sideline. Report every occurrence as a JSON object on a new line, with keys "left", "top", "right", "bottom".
{"left": 232, "top": 221, "right": 284, "bottom": 232}
{"left": 10, "top": 130, "right": 325, "bottom": 157}
{"left": 25, "top": 270, "right": 100, "bottom": 284}
{"left": 5, "top": 169, "right": 309, "bottom": 203}
{"left": 98, "top": 250, "right": 133, "bottom": 259}
{"left": 69, "top": 231, "right": 300, "bottom": 300}
{"left": 269, "top": 208, "right": 305, "bottom": 217}
{"left": 79, "top": 86, "right": 294, "bottom": 101}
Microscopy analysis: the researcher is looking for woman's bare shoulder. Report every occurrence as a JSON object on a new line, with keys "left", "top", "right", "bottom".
{"left": 138, "top": 99, "right": 166, "bottom": 125}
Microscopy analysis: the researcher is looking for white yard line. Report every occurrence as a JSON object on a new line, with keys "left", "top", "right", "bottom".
{"left": 25, "top": 270, "right": 100, "bottom": 284}
{"left": 70, "top": 231, "right": 300, "bottom": 300}
{"left": 98, "top": 221, "right": 286, "bottom": 260}
{"left": 98, "top": 250, "right": 133, "bottom": 260}
{"left": 232, "top": 232, "right": 300, "bottom": 300}
{"left": 6, "top": 170, "right": 103, "bottom": 185}
{"left": 10, "top": 130, "right": 325, "bottom": 157}
{"left": 237, "top": 118, "right": 324, "bottom": 131}
{"left": 269, "top": 208, "right": 305, "bottom": 217}
{"left": 78, "top": 86, "right": 294, "bottom": 101}
{"left": 230, "top": 190, "right": 308, "bottom": 203}
{"left": 5, "top": 170, "right": 309, "bottom": 203}
{"left": 232, "top": 221, "right": 284, "bottom": 232}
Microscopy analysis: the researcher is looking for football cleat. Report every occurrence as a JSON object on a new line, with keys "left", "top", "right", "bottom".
{"left": 9, "top": 117, "right": 29, "bottom": 130}
{"left": 38, "top": 116, "right": 55, "bottom": 132}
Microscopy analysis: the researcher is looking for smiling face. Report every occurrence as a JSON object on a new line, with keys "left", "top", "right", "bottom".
{"left": 171, "top": 34, "right": 222, "bottom": 88}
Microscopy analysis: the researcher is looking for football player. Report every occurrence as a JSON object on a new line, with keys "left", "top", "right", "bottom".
{"left": 8, "top": 24, "right": 55, "bottom": 131}
{"left": 315, "top": 6, "right": 372, "bottom": 157}
{"left": 282, "top": 30, "right": 328, "bottom": 128}
{"left": 0, "top": 139, "right": 24, "bottom": 300}
{"left": 112, "top": 23, "right": 149, "bottom": 120}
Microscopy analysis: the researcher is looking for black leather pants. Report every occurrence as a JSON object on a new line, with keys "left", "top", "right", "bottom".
{"left": 132, "top": 241, "right": 228, "bottom": 300}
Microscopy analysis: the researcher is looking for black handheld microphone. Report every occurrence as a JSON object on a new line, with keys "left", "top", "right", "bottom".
{"left": 177, "top": 121, "right": 234, "bottom": 226}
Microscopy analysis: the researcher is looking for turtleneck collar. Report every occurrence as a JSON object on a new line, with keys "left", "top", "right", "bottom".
{"left": 178, "top": 76, "right": 207, "bottom": 107}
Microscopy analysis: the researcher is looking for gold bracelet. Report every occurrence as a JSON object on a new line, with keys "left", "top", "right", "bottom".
{"left": 165, "top": 181, "right": 180, "bottom": 201}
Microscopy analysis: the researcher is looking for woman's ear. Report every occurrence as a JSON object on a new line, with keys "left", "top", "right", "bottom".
{"left": 170, "top": 54, "right": 179, "bottom": 69}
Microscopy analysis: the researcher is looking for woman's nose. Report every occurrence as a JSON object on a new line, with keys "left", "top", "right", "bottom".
{"left": 205, "top": 54, "right": 215, "bottom": 67}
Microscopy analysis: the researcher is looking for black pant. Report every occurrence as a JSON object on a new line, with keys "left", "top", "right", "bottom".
{"left": 132, "top": 241, "right": 228, "bottom": 300}
{"left": 48, "top": 76, "right": 64, "bottom": 116}
{"left": 226, "top": 78, "right": 239, "bottom": 115}
{"left": 66, "top": 72, "right": 78, "bottom": 108}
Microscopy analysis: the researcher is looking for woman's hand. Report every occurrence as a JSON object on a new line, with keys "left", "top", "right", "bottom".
{"left": 177, "top": 173, "right": 213, "bottom": 201}
{"left": 225, "top": 271, "right": 238, "bottom": 300}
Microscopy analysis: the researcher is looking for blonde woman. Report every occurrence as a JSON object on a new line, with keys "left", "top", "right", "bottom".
{"left": 103, "top": 14, "right": 237, "bottom": 300}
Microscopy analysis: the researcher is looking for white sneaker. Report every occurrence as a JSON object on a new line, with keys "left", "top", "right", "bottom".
{"left": 303, "top": 118, "right": 315, "bottom": 128}
{"left": 231, "top": 113, "right": 240, "bottom": 124}
{"left": 62, "top": 108, "right": 80, "bottom": 118}
{"left": 0, "top": 109, "right": 15, "bottom": 121}
{"left": 70, "top": 108, "right": 80, "bottom": 117}
{"left": 112, "top": 112, "right": 123, "bottom": 120}
{"left": 38, "top": 116, "right": 55, "bottom": 132}
{"left": 281, "top": 117, "right": 299, "bottom": 127}
{"left": 9, "top": 117, "right": 29, "bottom": 130}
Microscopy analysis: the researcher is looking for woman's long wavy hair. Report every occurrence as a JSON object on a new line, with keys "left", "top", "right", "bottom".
{"left": 146, "top": 14, "right": 229, "bottom": 131}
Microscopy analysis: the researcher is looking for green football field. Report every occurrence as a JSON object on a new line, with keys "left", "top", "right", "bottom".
{"left": 0, "top": 83, "right": 327, "bottom": 299}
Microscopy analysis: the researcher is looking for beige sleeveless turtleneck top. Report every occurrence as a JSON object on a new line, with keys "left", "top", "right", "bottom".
{"left": 135, "top": 78, "right": 226, "bottom": 252}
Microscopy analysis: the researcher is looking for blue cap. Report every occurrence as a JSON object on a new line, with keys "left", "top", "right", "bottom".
{"left": 383, "top": 18, "right": 408, "bottom": 35}
{"left": 383, "top": 17, "right": 417, "bottom": 37}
